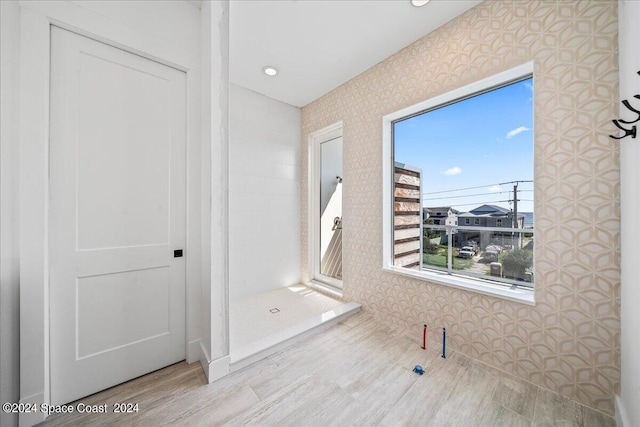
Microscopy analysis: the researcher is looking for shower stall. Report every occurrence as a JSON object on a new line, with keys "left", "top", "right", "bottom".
{"left": 227, "top": 84, "right": 359, "bottom": 370}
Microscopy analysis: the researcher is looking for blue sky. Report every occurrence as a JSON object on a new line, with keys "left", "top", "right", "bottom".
{"left": 394, "top": 77, "right": 534, "bottom": 213}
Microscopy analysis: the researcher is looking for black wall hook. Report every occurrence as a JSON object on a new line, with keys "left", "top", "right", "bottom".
{"left": 610, "top": 70, "right": 640, "bottom": 140}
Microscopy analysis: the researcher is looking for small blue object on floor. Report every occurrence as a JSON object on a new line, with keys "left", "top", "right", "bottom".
{"left": 413, "top": 365, "right": 424, "bottom": 375}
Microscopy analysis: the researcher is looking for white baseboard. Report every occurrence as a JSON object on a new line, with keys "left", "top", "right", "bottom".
{"left": 196, "top": 339, "right": 230, "bottom": 384}
{"left": 187, "top": 339, "right": 202, "bottom": 364}
{"left": 198, "top": 340, "right": 211, "bottom": 379}
{"left": 205, "top": 355, "right": 230, "bottom": 383}
{"left": 18, "top": 392, "right": 45, "bottom": 427}
{"left": 616, "top": 395, "right": 630, "bottom": 427}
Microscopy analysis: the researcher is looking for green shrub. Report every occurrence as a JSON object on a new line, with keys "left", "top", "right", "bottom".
{"left": 501, "top": 249, "right": 533, "bottom": 278}
{"left": 422, "top": 238, "right": 439, "bottom": 254}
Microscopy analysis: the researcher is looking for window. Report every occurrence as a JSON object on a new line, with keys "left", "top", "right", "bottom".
{"left": 309, "top": 122, "right": 343, "bottom": 291}
{"left": 382, "top": 62, "right": 535, "bottom": 303}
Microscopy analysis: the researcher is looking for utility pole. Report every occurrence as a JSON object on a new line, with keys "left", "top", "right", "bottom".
{"left": 513, "top": 183, "right": 518, "bottom": 229}
{"left": 513, "top": 183, "right": 520, "bottom": 249}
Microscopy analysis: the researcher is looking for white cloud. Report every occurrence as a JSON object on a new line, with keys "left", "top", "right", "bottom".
{"left": 442, "top": 166, "right": 462, "bottom": 176}
{"left": 489, "top": 185, "right": 502, "bottom": 193}
{"left": 506, "top": 126, "right": 530, "bottom": 139}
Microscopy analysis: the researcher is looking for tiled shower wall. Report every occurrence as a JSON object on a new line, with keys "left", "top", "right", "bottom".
{"left": 301, "top": 0, "right": 620, "bottom": 415}
{"left": 229, "top": 84, "right": 301, "bottom": 300}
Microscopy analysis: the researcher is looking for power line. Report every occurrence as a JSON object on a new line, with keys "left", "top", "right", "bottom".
{"left": 422, "top": 190, "right": 532, "bottom": 201}
{"left": 423, "top": 183, "right": 501, "bottom": 196}
{"left": 422, "top": 180, "right": 533, "bottom": 196}
{"left": 424, "top": 199, "right": 513, "bottom": 208}
{"left": 423, "top": 199, "right": 534, "bottom": 208}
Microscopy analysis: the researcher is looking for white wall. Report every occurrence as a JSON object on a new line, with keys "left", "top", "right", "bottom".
{"left": 229, "top": 84, "right": 301, "bottom": 300}
{"left": 5, "top": 1, "right": 229, "bottom": 424}
{"left": 619, "top": 2, "right": 640, "bottom": 426}
{"left": 201, "top": 0, "right": 230, "bottom": 372}
{"left": 0, "top": 1, "right": 21, "bottom": 426}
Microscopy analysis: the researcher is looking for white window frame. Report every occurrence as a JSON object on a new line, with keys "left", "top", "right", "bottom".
{"left": 308, "top": 122, "right": 343, "bottom": 293}
{"left": 474, "top": 218, "right": 480, "bottom": 225}
{"left": 496, "top": 218, "right": 503, "bottom": 227}
{"left": 382, "top": 62, "right": 535, "bottom": 306}
{"left": 465, "top": 218, "right": 470, "bottom": 225}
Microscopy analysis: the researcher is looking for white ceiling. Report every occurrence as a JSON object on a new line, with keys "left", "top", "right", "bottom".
{"left": 229, "top": 0, "right": 482, "bottom": 108}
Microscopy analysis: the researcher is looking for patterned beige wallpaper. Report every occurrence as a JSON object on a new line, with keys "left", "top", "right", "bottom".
{"left": 301, "top": 0, "right": 619, "bottom": 415}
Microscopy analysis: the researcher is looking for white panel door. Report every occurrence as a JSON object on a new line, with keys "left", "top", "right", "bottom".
{"left": 50, "top": 26, "right": 187, "bottom": 405}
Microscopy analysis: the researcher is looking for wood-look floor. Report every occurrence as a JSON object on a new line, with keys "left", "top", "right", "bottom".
{"left": 40, "top": 312, "right": 614, "bottom": 427}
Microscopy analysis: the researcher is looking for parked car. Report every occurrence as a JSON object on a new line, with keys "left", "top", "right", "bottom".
{"left": 461, "top": 245, "right": 476, "bottom": 254}
{"left": 485, "top": 244, "right": 502, "bottom": 253}
{"left": 458, "top": 247, "right": 475, "bottom": 259}
{"left": 465, "top": 241, "right": 479, "bottom": 254}
{"left": 484, "top": 250, "right": 499, "bottom": 261}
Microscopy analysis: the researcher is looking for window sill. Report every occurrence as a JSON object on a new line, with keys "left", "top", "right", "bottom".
{"left": 307, "top": 280, "right": 344, "bottom": 299}
{"left": 382, "top": 265, "right": 535, "bottom": 306}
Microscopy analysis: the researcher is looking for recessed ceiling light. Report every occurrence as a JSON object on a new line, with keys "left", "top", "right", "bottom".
{"left": 262, "top": 66, "right": 279, "bottom": 77}
{"left": 411, "top": 0, "right": 430, "bottom": 6}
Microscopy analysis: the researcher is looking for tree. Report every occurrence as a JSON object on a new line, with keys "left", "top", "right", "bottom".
{"left": 423, "top": 237, "right": 438, "bottom": 254}
{"left": 501, "top": 249, "right": 533, "bottom": 279}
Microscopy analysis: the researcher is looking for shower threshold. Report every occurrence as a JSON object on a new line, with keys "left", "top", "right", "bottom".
{"left": 229, "top": 284, "right": 361, "bottom": 371}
